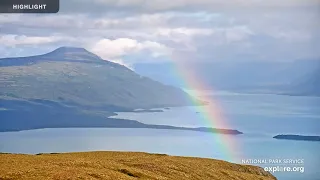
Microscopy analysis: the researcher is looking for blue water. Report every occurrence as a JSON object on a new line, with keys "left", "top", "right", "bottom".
{"left": 0, "top": 92, "right": 319, "bottom": 180}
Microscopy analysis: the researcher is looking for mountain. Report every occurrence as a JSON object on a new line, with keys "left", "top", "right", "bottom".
{"left": 289, "top": 68, "right": 320, "bottom": 96}
{"left": 0, "top": 47, "right": 202, "bottom": 132}
{"left": 134, "top": 60, "right": 320, "bottom": 95}
{"left": 0, "top": 47, "right": 192, "bottom": 109}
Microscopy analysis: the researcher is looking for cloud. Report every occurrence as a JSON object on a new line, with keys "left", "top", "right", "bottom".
{"left": 88, "top": 38, "right": 171, "bottom": 65}
{"left": 0, "top": 0, "right": 319, "bottom": 64}
{"left": 155, "top": 28, "right": 213, "bottom": 37}
{"left": 222, "top": 26, "right": 254, "bottom": 42}
{"left": 61, "top": 0, "right": 320, "bottom": 13}
{"left": 0, "top": 34, "right": 62, "bottom": 47}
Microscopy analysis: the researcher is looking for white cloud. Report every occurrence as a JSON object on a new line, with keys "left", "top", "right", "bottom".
{"left": 155, "top": 28, "right": 213, "bottom": 37}
{"left": 88, "top": 38, "right": 171, "bottom": 65}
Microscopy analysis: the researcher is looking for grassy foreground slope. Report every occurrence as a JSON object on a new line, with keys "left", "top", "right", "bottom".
{"left": 0, "top": 151, "right": 276, "bottom": 180}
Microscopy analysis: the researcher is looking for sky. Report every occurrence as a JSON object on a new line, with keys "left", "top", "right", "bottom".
{"left": 0, "top": 0, "right": 320, "bottom": 67}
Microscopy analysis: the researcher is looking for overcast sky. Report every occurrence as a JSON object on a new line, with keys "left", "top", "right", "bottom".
{"left": 0, "top": 0, "right": 319, "bottom": 66}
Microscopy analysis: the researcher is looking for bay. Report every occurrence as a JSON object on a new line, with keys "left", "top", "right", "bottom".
{"left": 1, "top": 92, "right": 319, "bottom": 180}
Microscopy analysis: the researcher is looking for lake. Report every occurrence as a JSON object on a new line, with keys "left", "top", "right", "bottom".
{"left": 1, "top": 92, "right": 319, "bottom": 180}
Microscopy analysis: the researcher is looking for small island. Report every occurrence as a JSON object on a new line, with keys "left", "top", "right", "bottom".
{"left": 273, "top": 135, "right": 320, "bottom": 142}
{"left": 189, "top": 127, "right": 243, "bottom": 135}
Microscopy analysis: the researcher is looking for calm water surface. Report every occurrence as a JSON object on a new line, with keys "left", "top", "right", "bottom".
{"left": 1, "top": 92, "right": 319, "bottom": 180}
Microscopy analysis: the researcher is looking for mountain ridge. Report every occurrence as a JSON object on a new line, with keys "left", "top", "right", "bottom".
{"left": 0, "top": 47, "right": 128, "bottom": 70}
{"left": 0, "top": 47, "right": 194, "bottom": 109}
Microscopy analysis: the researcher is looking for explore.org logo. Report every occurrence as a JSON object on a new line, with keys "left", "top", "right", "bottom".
{"left": 264, "top": 165, "right": 304, "bottom": 173}
{"left": 241, "top": 158, "right": 305, "bottom": 173}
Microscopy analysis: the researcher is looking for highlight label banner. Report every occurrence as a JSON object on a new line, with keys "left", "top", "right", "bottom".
{"left": 0, "top": 0, "right": 59, "bottom": 13}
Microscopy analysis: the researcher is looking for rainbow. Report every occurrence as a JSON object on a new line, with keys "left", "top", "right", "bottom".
{"left": 170, "top": 57, "right": 241, "bottom": 162}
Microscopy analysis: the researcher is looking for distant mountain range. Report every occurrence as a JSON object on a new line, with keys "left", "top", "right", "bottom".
{"left": 290, "top": 68, "right": 320, "bottom": 96}
{"left": 134, "top": 60, "right": 320, "bottom": 96}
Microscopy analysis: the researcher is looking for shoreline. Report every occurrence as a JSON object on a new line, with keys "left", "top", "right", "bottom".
{"left": 0, "top": 125, "right": 243, "bottom": 135}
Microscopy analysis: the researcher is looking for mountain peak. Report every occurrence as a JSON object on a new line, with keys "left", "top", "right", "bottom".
{"left": 45, "top": 47, "right": 102, "bottom": 61}
{"left": 54, "top": 46, "right": 89, "bottom": 53}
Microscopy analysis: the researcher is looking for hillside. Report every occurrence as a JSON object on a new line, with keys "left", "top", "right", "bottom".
{"left": 0, "top": 151, "right": 276, "bottom": 180}
{"left": 0, "top": 47, "right": 191, "bottom": 109}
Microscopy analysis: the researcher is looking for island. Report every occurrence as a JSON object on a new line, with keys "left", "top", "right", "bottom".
{"left": 0, "top": 151, "right": 276, "bottom": 180}
{"left": 273, "top": 135, "right": 320, "bottom": 142}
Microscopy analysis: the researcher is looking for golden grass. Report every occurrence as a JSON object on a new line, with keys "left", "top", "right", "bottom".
{"left": 0, "top": 151, "right": 276, "bottom": 180}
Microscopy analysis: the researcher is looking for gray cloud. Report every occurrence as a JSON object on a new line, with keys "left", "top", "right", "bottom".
{"left": 60, "top": 0, "right": 320, "bottom": 14}
{"left": 0, "top": 0, "right": 319, "bottom": 65}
